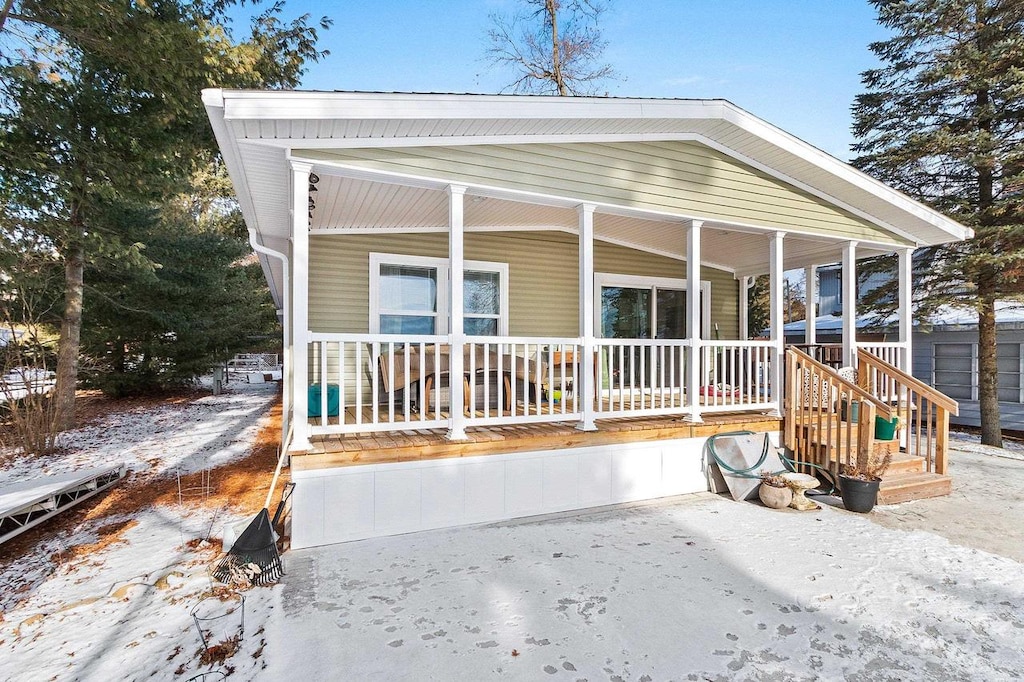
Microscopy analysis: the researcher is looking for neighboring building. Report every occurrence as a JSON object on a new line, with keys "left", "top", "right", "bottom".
{"left": 915, "top": 303, "right": 1024, "bottom": 431}
{"left": 206, "top": 91, "right": 970, "bottom": 548}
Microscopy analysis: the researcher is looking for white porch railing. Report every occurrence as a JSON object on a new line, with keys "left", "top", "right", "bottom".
{"left": 463, "top": 337, "right": 582, "bottom": 426}
{"left": 305, "top": 334, "right": 779, "bottom": 437}
{"left": 700, "top": 340, "right": 777, "bottom": 412}
{"left": 308, "top": 333, "right": 451, "bottom": 434}
{"left": 854, "top": 342, "right": 906, "bottom": 371}
{"left": 593, "top": 339, "right": 689, "bottom": 418}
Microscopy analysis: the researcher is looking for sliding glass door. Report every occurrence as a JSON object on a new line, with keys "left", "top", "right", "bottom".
{"left": 598, "top": 274, "right": 706, "bottom": 394}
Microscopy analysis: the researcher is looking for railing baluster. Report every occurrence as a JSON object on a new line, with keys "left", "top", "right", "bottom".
{"left": 403, "top": 344, "right": 411, "bottom": 423}
{"left": 338, "top": 341, "right": 346, "bottom": 425}
{"left": 354, "top": 343, "right": 363, "bottom": 425}
{"left": 386, "top": 342, "right": 395, "bottom": 425}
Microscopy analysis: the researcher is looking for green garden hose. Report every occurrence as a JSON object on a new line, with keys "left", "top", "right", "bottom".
{"left": 706, "top": 430, "right": 836, "bottom": 495}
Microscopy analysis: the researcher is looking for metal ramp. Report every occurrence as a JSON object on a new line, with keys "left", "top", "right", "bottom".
{"left": 0, "top": 463, "right": 126, "bottom": 545}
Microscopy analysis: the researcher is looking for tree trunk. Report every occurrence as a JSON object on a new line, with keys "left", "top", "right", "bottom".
{"left": 977, "top": 292, "right": 1001, "bottom": 447}
{"left": 53, "top": 241, "right": 84, "bottom": 432}
{"left": 546, "top": 0, "right": 566, "bottom": 95}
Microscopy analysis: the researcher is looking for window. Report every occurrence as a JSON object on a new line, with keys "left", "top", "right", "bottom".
{"left": 370, "top": 253, "right": 508, "bottom": 335}
{"left": 378, "top": 263, "right": 439, "bottom": 334}
{"left": 595, "top": 273, "right": 710, "bottom": 339}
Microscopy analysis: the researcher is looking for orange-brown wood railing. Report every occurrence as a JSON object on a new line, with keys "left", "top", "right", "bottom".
{"left": 856, "top": 349, "right": 959, "bottom": 475}
{"left": 784, "top": 348, "right": 897, "bottom": 479}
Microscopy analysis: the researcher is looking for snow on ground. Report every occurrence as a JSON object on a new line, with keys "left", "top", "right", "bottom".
{"left": 269, "top": 496, "right": 1024, "bottom": 682}
{"left": 1, "top": 388, "right": 1023, "bottom": 680}
{"left": 0, "top": 379, "right": 280, "bottom": 681}
{"left": 2, "top": 378, "right": 277, "bottom": 483}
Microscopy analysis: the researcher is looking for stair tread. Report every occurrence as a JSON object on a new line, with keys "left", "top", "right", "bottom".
{"left": 880, "top": 471, "right": 950, "bottom": 487}
{"left": 877, "top": 471, "right": 952, "bottom": 504}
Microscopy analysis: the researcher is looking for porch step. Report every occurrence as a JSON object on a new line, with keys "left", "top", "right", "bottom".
{"left": 883, "top": 452, "right": 927, "bottom": 475}
{"left": 877, "top": 471, "right": 952, "bottom": 505}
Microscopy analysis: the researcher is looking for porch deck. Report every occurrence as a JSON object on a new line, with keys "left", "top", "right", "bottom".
{"left": 295, "top": 411, "right": 783, "bottom": 471}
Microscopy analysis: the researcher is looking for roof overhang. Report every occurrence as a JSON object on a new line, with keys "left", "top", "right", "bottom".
{"left": 203, "top": 90, "right": 973, "bottom": 306}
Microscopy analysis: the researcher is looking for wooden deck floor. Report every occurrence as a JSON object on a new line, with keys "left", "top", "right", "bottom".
{"left": 295, "top": 412, "right": 782, "bottom": 471}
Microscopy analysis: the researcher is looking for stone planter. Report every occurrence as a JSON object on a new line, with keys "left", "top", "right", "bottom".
{"left": 758, "top": 483, "right": 792, "bottom": 509}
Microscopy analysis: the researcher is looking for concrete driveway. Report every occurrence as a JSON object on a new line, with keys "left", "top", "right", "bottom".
{"left": 264, "top": 448, "right": 1024, "bottom": 681}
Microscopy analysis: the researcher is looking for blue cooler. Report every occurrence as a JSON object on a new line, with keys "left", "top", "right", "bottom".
{"left": 308, "top": 383, "right": 340, "bottom": 417}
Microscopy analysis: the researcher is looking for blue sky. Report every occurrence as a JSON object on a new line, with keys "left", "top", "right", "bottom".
{"left": 246, "top": 1, "right": 889, "bottom": 160}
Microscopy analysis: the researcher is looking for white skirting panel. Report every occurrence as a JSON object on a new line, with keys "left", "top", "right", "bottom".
{"left": 291, "top": 436, "right": 715, "bottom": 549}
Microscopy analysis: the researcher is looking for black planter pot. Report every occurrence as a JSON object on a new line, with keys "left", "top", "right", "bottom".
{"left": 839, "top": 474, "right": 881, "bottom": 513}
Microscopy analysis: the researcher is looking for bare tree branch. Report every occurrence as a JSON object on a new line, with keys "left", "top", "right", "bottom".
{"left": 484, "top": 0, "right": 620, "bottom": 96}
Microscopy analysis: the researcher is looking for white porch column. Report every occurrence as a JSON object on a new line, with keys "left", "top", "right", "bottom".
{"left": 290, "top": 160, "right": 313, "bottom": 452}
{"left": 739, "top": 276, "right": 752, "bottom": 340}
{"left": 577, "top": 204, "right": 597, "bottom": 431}
{"left": 769, "top": 232, "right": 785, "bottom": 417}
{"left": 898, "top": 247, "right": 913, "bottom": 371}
{"left": 686, "top": 219, "right": 704, "bottom": 423}
{"left": 842, "top": 241, "right": 858, "bottom": 367}
{"left": 805, "top": 265, "right": 817, "bottom": 348}
{"left": 447, "top": 185, "right": 468, "bottom": 441}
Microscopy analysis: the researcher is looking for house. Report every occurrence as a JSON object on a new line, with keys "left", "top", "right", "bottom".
{"left": 204, "top": 91, "right": 970, "bottom": 549}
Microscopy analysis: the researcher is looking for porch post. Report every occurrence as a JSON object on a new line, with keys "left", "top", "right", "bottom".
{"left": 577, "top": 203, "right": 597, "bottom": 431}
{"left": 898, "top": 247, "right": 913, "bottom": 371}
{"left": 290, "top": 160, "right": 313, "bottom": 451}
{"left": 805, "top": 265, "right": 817, "bottom": 348}
{"left": 739, "top": 276, "right": 752, "bottom": 340}
{"left": 686, "top": 219, "right": 704, "bottom": 423}
{"left": 842, "top": 241, "right": 858, "bottom": 367}
{"left": 447, "top": 185, "right": 468, "bottom": 441}
{"left": 769, "top": 231, "right": 785, "bottom": 417}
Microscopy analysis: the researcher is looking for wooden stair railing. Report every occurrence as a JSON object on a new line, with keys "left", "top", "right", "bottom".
{"left": 856, "top": 349, "right": 959, "bottom": 475}
{"left": 784, "top": 348, "right": 898, "bottom": 479}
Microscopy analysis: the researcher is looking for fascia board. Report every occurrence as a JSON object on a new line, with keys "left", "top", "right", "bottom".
{"left": 219, "top": 90, "right": 724, "bottom": 121}
{"left": 202, "top": 88, "right": 284, "bottom": 306}
{"left": 716, "top": 101, "right": 973, "bottom": 243}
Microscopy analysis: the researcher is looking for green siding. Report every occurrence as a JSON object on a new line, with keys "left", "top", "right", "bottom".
{"left": 309, "top": 231, "right": 738, "bottom": 339}
{"left": 297, "top": 140, "right": 896, "bottom": 243}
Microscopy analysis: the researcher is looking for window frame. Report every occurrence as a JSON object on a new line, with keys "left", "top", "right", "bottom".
{"left": 369, "top": 252, "right": 509, "bottom": 335}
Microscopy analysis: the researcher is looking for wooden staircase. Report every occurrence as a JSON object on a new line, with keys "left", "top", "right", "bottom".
{"left": 785, "top": 347, "right": 959, "bottom": 506}
{"left": 803, "top": 423, "right": 952, "bottom": 504}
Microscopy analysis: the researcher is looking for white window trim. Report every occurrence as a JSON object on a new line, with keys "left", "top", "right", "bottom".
{"left": 369, "top": 252, "right": 509, "bottom": 335}
{"left": 594, "top": 272, "right": 711, "bottom": 338}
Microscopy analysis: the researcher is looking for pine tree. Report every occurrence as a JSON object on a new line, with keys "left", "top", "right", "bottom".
{"left": 852, "top": 0, "right": 1024, "bottom": 447}
{"left": 0, "top": 1, "right": 328, "bottom": 433}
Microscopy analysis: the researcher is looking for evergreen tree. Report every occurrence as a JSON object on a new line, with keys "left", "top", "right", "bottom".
{"left": 0, "top": 1, "right": 328, "bottom": 432}
{"left": 81, "top": 206, "right": 277, "bottom": 396}
{"left": 852, "top": 0, "right": 1024, "bottom": 446}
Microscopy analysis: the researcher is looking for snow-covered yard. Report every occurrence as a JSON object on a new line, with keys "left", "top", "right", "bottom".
{"left": 1, "top": 384, "right": 1023, "bottom": 680}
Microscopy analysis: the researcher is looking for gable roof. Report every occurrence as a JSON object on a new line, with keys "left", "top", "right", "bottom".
{"left": 203, "top": 90, "right": 972, "bottom": 306}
